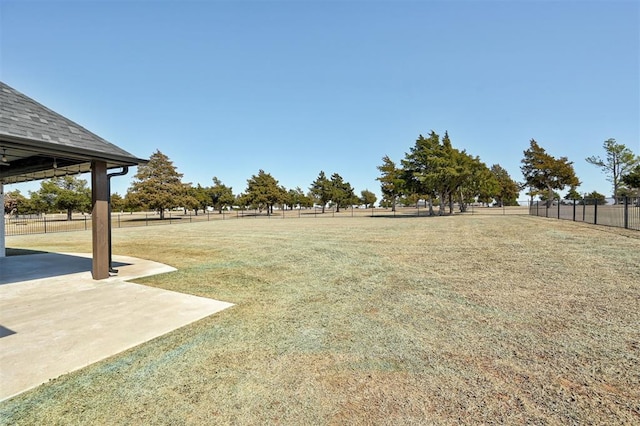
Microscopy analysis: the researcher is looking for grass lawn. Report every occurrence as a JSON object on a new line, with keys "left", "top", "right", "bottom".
{"left": 1, "top": 215, "right": 639, "bottom": 424}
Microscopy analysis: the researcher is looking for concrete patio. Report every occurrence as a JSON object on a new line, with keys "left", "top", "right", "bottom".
{"left": 0, "top": 252, "right": 234, "bottom": 401}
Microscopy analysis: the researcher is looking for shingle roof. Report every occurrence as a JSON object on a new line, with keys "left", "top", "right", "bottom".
{"left": 0, "top": 81, "right": 145, "bottom": 184}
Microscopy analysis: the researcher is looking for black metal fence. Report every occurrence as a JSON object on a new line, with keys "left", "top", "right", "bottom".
{"left": 5, "top": 199, "right": 638, "bottom": 237}
{"left": 4, "top": 214, "right": 91, "bottom": 236}
{"left": 4, "top": 207, "right": 431, "bottom": 236}
{"left": 3, "top": 204, "right": 529, "bottom": 237}
{"left": 529, "top": 197, "right": 640, "bottom": 231}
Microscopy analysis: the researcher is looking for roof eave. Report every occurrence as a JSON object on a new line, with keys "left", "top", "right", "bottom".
{"left": 0, "top": 134, "right": 147, "bottom": 166}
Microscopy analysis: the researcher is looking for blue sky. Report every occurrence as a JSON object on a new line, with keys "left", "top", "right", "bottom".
{"left": 1, "top": 0, "right": 638, "bottom": 201}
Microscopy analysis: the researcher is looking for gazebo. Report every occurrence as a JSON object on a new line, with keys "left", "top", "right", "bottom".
{"left": 0, "top": 81, "right": 146, "bottom": 279}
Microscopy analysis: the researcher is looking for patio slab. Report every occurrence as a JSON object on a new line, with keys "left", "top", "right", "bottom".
{"left": 0, "top": 253, "right": 234, "bottom": 401}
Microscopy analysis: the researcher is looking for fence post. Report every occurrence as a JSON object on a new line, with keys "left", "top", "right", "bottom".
{"left": 146, "top": 214, "right": 148, "bottom": 226}
{"left": 594, "top": 201, "right": 598, "bottom": 225}
{"left": 572, "top": 199, "right": 576, "bottom": 222}
{"left": 624, "top": 196, "right": 629, "bottom": 229}
{"left": 582, "top": 200, "right": 585, "bottom": 222}
{"left": 557, "top": 200, "right": 560, "bottom": 219}
{"left": 118, "top": 214, "right": 121, "bottom": 228}
{"left": 44, "top": 215, "right": 47, "bottom": 233}
{"left": 84, "top": 215, "right": 87, "bottom": 230}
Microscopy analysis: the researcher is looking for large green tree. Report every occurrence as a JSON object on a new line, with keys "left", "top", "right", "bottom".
{"left": 190, "top": 184, "right": 211, "bottom": 215}
{"left": 376, "top": 155, "right": 404, "bottom": 211}
{"left": 586, "top": 138, "right": 639, "bottom": 203}
{"left": 210, "top": 177, "right": 235, "bottom": 213}
{"left": 583, "top": 190, "right": 606, "bottom": 205}
{"left": 360, "top": 189, "right": 377, "bottom": 208}
{"left": 110, "top": 192, "right": 125, "bottom": 212}
{"left": 4, "top": 189, "right": 27, "bottom": 215}
{"left": 490, "top": 164, "right": 521, "bottom": 206}
{"left": 401, "top": 132, "right": 442, "bottom": 214}
{"left": 127, "top": 150, "right": 186, "bottom": 219}
{"left": 310, "top": 171, "right": 332, "bottom": 213}
{"left": 622, "top": 164, "right": 640, "bottom": 198}
{"left": 521, "top": 139, "right": 580, "bottom": 207}
{"left": 245, "top": 170, "right": 285, "bottom": 214}
{"left": 285, "top": 187, "right": 312, "bottom": 209}
{"left": 30, "top": 176, "right": 91, "bottom": 220}
{"left": 181, "top": 184, "right": 200, "bottom": 214}
{"left": 330, "top": 173, "right": 356, "bottom": 212}
{"left": 402, "top": 131, "right": 469, "bottom": 215}
{"left": 456, "top": 154, "right": 497, "bottom": 212}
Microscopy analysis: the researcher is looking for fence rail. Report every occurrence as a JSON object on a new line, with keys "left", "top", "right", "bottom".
{"left": 4, "top": 206, "right": 444, "bottom": 236}
{"left": 5, "top": 199, "right": 638, "bottom": 237}
{"left": 528, "top": 197, "right": 640, "bottom": 231}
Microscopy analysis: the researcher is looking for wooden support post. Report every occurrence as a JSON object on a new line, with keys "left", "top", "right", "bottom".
{"left": 91, "top": 161, "right": 109, "bottom": 279}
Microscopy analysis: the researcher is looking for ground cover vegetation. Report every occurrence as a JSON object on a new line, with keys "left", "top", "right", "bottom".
{"left": 4, "top": 135, "right": 638, "bottom": 218}
{"left": 2, "top": 215, "right": 639, "bottom": 424}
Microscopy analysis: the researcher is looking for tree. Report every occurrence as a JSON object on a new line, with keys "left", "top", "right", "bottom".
{"left": 182, "top": 184, "right": 200, "bottom": 214}
{"left": 285, "top": 187, "right": 312, "bottom": 209}
{"left": 455, "top": 152, "right": 496, "bottom": 212}
{"left": 235, "top": 193, "right": 249, "bottom": 210}
{"left": 521, "top": 139, "right": 580, "bottom": 208}
{"left": 245, "top": 170, "right": 285, "bottom": 215}
{"left": 310, "top": 171, "right": 332, "bottom": 213}
{"left": 583, "top": 190, "right": 606, "bottom": 205}
{"left": 376, "top": 155, "right": 404, "bottom": 211}
{"left": 190, "top": 184, "right": 211, "bottom": 215}
{"left": 31, "top": 176, "right": 91, "bottom": 220}
{"left": 329, "top": 173, "right": 355, "bottom": 212}
{"left": 360, "top": 189, "right": 377, "bottom": 208}
{"left": 402, "top": 131, "right": 469, "bottom": 215}
{"left": 586, "top": 139, "right": 639, "bottom": 203}
{"left": 564, "top": 187, "right": 582, "bottom": 202}
{"left": 110, "top": 192, "right": 125, "bottom": 212}
{"left": 539, "top": 190, "right": 561, "bottom": 203}
{"left": 4, "top": 190, "right": 27, "bottom": 215}
{"left": 401, "top": 132, "right": 442, "bottom": 215}
{"left": 210, "top": 177, "right": 235, "bottom": 213}
{"left": 622, "top": 164, "right": 640, "bottom": 198}
{"left": 127, "top": 150, "right": 185, "bottom": 219}
{"left": 490, "top": 164, "right": 521, "bottom": 206}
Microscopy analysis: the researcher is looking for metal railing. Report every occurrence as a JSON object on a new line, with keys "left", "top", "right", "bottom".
{"left": 6, "top": 198, "right": 637, "bottom": 237}
{"left": 2, "top": 205, "right": 501, "bottom": 237}
{"left": 529, "top": 197, "right": 640, "bottom": 231}
{"left": 4, "top": 206, "right": 446, "bottom": 236}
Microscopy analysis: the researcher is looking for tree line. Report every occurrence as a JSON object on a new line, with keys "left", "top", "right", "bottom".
{"left": 4, "top": 133, "right": 639, "bottom": 219}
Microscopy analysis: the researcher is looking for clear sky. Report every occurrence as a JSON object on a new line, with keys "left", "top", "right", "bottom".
{"left": 1, "top": 0, "right": 638, "bottom": 202}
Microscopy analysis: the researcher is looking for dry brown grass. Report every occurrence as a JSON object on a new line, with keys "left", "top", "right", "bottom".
{"left": 2, "top": 215, "right": 639, "bottom": 424}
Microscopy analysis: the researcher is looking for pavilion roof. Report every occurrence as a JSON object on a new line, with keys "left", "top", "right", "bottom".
{"left": 0, "top": 81, "right": 145, "bottom": 184}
